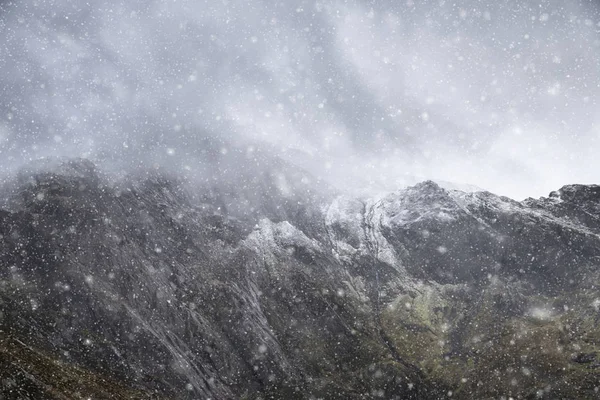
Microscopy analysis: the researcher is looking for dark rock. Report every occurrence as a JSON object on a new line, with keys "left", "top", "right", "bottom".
{"left": 1, "top": 158, "right": 600, "bottom": 399}
{"left": 571, "top": 352, "right": 597, "bottom": 364}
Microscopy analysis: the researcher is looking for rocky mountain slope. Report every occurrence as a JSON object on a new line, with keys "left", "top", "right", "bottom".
{"left": 1, "top": 159, "right": 599, "bottom": 399}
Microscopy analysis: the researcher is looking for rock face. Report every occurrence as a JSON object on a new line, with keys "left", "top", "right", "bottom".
{"left": 1, "top": 159, "right": 599, "bottom": 399}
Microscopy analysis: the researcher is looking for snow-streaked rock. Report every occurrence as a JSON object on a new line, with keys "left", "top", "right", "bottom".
{"left": 2, "top": 159, "right": 600, "bottom": 399}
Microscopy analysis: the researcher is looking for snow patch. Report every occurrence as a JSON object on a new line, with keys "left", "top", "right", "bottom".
{"left": 526, "top": 306, "right": 555, "bottom": 321}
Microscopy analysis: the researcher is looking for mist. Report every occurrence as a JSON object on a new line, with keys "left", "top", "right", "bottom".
{"left": 1, "top": 0, "right": 600, "bottom": 199}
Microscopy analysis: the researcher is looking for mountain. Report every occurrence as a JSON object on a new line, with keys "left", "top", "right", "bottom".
{"left": 1, "top": 159, "right": 599, "bottom": 399}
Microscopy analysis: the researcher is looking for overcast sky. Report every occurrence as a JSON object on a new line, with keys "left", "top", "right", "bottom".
{"left": 1, "top": 0, "right": 600, "bottom": 199}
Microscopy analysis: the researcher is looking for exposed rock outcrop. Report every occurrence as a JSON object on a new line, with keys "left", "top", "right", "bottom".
{"left": 1, "top": 159, "right": 599, "bottom": 399}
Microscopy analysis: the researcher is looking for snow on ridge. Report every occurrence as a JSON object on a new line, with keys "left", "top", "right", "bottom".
{"left": 376, "top": 181, "right": 464, "bottom": 229}
{"left": 243, "top": 218, "right": 322, "bottom": 267}
{"left": 322, "top": 194, "right": 403, "bottom": 271}
{"left": 247, "top": 179, "right": 600, "bottom": 278}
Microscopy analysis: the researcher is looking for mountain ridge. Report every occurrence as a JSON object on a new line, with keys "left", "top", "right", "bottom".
{"left": 1, "top": 158, "right": 599, "bottom": 399}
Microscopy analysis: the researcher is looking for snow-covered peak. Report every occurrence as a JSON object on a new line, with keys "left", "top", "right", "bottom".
{"left": 378, "top": 180, "right": 464, "bottom": 228}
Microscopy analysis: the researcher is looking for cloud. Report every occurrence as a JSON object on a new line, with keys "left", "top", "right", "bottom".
{"left": 1, "top": 0, "right": 599, "bottom": 199}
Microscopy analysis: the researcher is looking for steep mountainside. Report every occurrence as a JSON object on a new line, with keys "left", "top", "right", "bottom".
{"left": 1, "top": 159, "right": 599, "bottom": 399}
